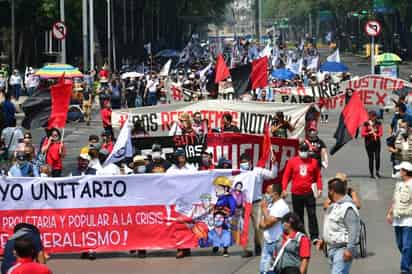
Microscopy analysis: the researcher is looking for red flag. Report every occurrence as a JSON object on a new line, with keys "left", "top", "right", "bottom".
{"left": 330, "top": 91, "right": 369, "bottom": 155}
{"left": 214, "top": 54, "right": 230, "bottom": 83}
{"left": 250, "top": 56, "right": 268, "bottom": 89}
{"left": 48, "top": 74, "right": 73, "bottom": 129}
{"left": 257, "top": 124, "right": 271, "bottom": 168}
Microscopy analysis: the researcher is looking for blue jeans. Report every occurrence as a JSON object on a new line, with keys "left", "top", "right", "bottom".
{"left": 260, "top": 241, "right": 276, "bottom": 274}
{"left": 328, "top": 247, "right": 352, "bottom": 274}
{"left": 12, "top": 84, "right": 20, "bottom": 100}
{"left": 395, "top": 226, "right": 412, "bottom": 273}
{"left": 147, "top": 93, "right": 157, "bottom": 106}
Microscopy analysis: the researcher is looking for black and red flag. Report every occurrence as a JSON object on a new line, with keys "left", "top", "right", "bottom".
{"left": 330, "top": 91, "right": 369, "bottom": 155}
{"left": 214, "top": 54, "right": 230, "bottom": 83}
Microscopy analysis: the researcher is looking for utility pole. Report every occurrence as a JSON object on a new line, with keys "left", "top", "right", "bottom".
{"left": 89, "top": 0, "right": 94, "bottom": 70}
{"left": 11, "top": 0, "right": 15, "bottom": 69}
{"left": 111, "top": 0, "right": 117, "bottom": 72}
{"left": 107, "top": 0, "right": 111, "bottom": 70}
{"left": 60, "top": 0, "right": 66, "bottom": 63}
{"left": 258, "top": 0, "right": 262, "bottom": 46}
{"left": 82, "top": 0, "right": 88, "bottom": 71}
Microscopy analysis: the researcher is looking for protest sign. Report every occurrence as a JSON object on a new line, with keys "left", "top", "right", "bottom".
{"left": 113, "top": 100, "right": 309, "bottom": 138}
{"left": 272, "top": 75, "right": 412, "bottom": 110}
{"left": 133, "top": 133, "right": 298, "bottom": 181}
{"left": 0, "top": 171, "right": 255, "bottom": 253}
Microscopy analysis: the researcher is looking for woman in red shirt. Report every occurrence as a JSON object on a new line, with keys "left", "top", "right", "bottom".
{"left": 273, "top": 212, "right": 311, "bottom": 274}
{"left": 41, "top": 128, "right": 65, "bottom": 177}
{"left": 361, "top": 111, "right": 383, "bottom": 179}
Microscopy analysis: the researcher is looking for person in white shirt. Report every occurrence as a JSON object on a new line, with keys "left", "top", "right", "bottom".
{"left": 144, "top": 75, "right": 159, "bottom": 106}
{"left": 9, "top": 69, "right": 22, "bottom": 100}
{"left": 166, "top": 148, "right": 196, "bottom": 174}
{"left": 25, "top": 69, "right": 39, "bottom": 96}
{"left": 387, "top": 161, "right": 412, "bottom": 274}
{"left": 88, "top": 144, "right": 102, "bottom": 172}
{"left": 259, "top": 183, "right": 290, "bottom": 273}
{"left": 97, "top": 149, "right": 121, "bottom": 176}
{"left": 239, "top": 153, "right": 278, "bottom": 257}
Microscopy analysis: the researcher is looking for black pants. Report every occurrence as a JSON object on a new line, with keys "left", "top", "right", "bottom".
{"left": 51, "top": 169, "right": 62, "bottom": 177}
{"left": 292, "top": 193, "right": 319, "bottom": 240}
{"left": 365, "top": 140, "right": 381, "bottom": 176}
{"left": 280, "top": 267, "right": 300, "bottom": 274}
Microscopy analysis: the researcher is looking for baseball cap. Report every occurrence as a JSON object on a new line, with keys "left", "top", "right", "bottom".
{"left": 79, "top": 154, "right": 91, "bottom": 161}
{"left": 395, "top": 161, "right": 412, "bottom": 172}
{"left": 9, "top": 227, "right": 32, "bottom": 241}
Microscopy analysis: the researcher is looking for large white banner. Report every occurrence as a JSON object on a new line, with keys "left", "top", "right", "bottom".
{"left": 112, "top": 100, "right": 310, "bottom": 138}
{"left": 272, "top": 75, "right": 412, "bottom": 110}
{"left": 0, "top": 171, "right": 256, "bottom": 252}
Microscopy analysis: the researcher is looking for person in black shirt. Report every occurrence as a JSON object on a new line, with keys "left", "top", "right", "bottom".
{"left": 1, "top": 223, "right": 46, "bottom": 274}
{"left": 271, "top": 111, "right": 295, "bottom": 138}
{"left": 305, "top": 129, "right": 328, "bottom": 169}
{"left": 222, "top": 113, "right": 240, "bottom": 133}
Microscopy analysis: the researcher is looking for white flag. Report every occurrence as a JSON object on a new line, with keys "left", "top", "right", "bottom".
{"left": 289, "top": 58, "right": 303, "bottom": 75}
{"left": 144, "top": 43, "right": 152, "bottom": 55}
{"left": 160, "top": 59, "right": 172, "bottom": 77}
{"left": 104, "top": 120, "right": 133, "bottom": 166}
{"left": 198, "top": 63, "right": 212, "bottom": 81}
{"left": 327, "top": 48, "right": 340, "bottom": 63}
{"left": 260, "top": 43, "right": 272, "bottom": 58}
{"left": 307, "top": 56, "right": 319, "bottom": 70}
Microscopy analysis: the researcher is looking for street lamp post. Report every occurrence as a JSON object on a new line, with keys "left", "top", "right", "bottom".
{"left": 60, "top": 0, "right": 66, "bottom": 63}
{"left": 82, "top": 0, "right": 88, "bottom": 71}
{"left": 11, "top": 0, "right": 15, "bottom": 69}
{"left": 89, "top": 0, "right": 94, "bottom": 71}
{"left": 107, "top": 0, "right": 111, "bottom": 70}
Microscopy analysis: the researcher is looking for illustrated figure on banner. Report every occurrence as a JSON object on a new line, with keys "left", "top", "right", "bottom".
{"left": 231, "top": 181, "right": 248, "bottom": 244}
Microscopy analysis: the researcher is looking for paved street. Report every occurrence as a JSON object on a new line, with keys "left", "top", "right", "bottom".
{"left": 34, "top": 53, "right": 405, "bottom": 274}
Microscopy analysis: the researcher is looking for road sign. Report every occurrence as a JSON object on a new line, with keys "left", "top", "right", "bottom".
{"left": 52, "top": 21, "right": 67, "bottom": 40}
{"left": 364, "top": 20, "right": 381, "bottom": 37}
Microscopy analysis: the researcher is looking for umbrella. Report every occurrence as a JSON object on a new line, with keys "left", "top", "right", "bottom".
{"left": 271, "top": 68, "right": 296, "bottom": 80}
{"left": 319, "top": 61, "right": 348, "bottom": 73}
{"left": 376, "top": 52, "right": 402, "bottom": 64}
{"left": 35, "top": 63, "right": 83, "bottom": 79}
{"left": 155, "top": 49, "right": 181, "bottom": 58}
{"left": 121, "top": 71, "right": 143, "bottom": 79}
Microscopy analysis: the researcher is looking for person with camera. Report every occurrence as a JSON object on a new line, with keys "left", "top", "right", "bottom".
{"left": 8, "top": 151, "right": 39, "bottom": 177}
{"left": 41, "top": 128, "right": 65, "bottom": 177}
{"left": 271, "top": 112, "right": 296, "bottom": 138}
{"left": 388, "top": 119, "right": 412, "bottom": 178}
{"left": 361, "top": 111, "right": 383, "bottom": 179}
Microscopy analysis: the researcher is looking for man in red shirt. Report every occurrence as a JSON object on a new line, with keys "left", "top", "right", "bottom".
{"left": 7, "top": 237, "right": 52, "bottom": 274}
{"left": 100, "top": 100, "right": 114, "bottom": 140}
{"left": 282, "top": 142, "right": 322, "bottom": 244}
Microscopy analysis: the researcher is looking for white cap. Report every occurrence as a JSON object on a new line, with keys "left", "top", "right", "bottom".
{"left": 79, "top": 153, "right": 91, "bottom": 161}
{"left": 395, "top": 161, "right": 412, "bottom": 171}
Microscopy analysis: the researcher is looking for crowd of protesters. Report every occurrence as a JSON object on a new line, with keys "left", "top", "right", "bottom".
{"left": 0, "top": 39, "right": 412, "bottom": 274}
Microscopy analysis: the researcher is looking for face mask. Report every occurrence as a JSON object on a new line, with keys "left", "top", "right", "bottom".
{"left": 214, "top": 218, "right": 224, "bottom": 227}
{"left": 299, "top": 151, "right": 308, "bottom": 159}
{"left": 201, "top": 157, "right": 210, "bottom": 166}
{"left": 263, "top": 194, "right": 272, "bottom": 203}
{"left": 240, "top": 162, "right": 250, "bottom": 171}
{"left": 399, "top": 128, "right": 407, "bottom": 134}
{"left": 152, "top": 152, "right": 161, "bottom": 160}
{"left": 202, "top": 200, "right": 211, "bottom": 208}
{"left": 136, "top": 165, "right": 146, "bottom": 174}
{"left": 309, "top": 135, "right": 317, "bottom": 141}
